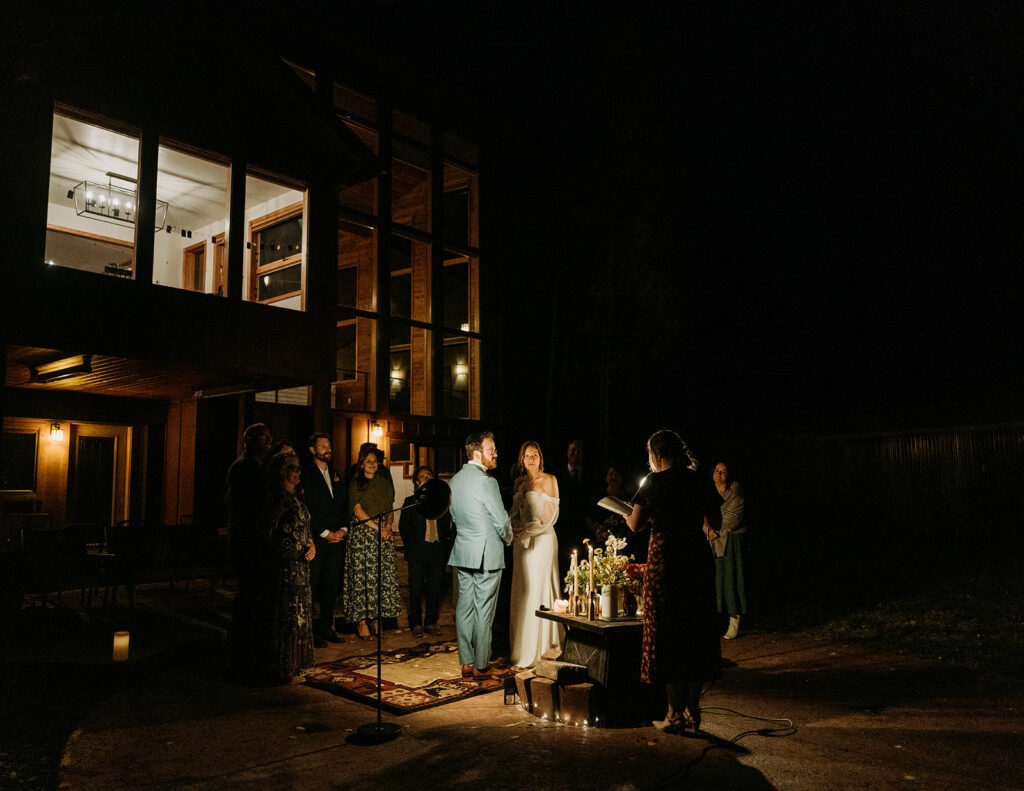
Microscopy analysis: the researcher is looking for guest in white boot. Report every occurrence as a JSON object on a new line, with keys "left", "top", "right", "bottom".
{"left": 703, "top": 461, "right": 747, "bottom": 639}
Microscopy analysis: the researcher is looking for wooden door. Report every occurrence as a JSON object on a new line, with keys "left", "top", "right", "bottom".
{"left": 182, "top": 240, "right": 206, "bottom": 292}
{"left": 69, "top": 435, "right": 116, "bottom": 526}
{"left": 212, "top": 233, "right": 226, "bottom": 296}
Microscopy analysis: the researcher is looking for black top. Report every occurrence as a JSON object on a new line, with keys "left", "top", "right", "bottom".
{"left": 399, "top": 493, "right": 454, "bottom": 551}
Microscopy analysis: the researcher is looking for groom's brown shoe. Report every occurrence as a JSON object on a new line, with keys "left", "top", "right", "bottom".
{"left": 461, "top": 664, "right": 475, "bottom": 678}
{"left": 472, "top": 665, "right": 500, "bottom": 680}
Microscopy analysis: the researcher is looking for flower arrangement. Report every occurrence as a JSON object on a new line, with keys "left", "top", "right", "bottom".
{"left": 563, "top": 535, "right": 634, "bottom": 594}
{"left": 624, "top": 562, "right": 647, "bottom": 596}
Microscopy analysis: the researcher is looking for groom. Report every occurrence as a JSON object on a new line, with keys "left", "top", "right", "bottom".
{"left": 448, "top": 431, "right": 513, "bottom": 678}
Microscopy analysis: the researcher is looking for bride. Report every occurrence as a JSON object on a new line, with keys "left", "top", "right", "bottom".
{"left": 509, "top": 441, "right": 564, "bottom": 668}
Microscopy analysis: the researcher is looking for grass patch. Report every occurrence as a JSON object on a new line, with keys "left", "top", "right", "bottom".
{"left": 806, "top": 570, "right": 1024, "bottom": 678}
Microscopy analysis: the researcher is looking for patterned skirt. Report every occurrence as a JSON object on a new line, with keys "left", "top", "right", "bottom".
{"left": 343, "top": 523, "right": 401, "bottom": 622}
{"left": 267, "top": 557, "right": 314, "bottom": 683}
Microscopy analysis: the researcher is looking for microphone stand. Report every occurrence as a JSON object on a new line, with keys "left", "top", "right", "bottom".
{"left": 353, "top": 499, "right": 422, "bottom": 743}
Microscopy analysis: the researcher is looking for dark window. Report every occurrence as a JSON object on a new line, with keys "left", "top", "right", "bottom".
{"left": 257, "top": 216, "right": 302, "bottom": 267}
{"left": 391, "top": 272, "right": 411, "bottom": 318}
{"left": 444, "top": 189, "right": 469, "bottom": 248}
{"left": 1, "top": 432, "right": 37, "bottom": 491}
{"left": 338, "top": 266, "right": 357, "bottom": 308}
{"left": 389, "top": 235, "right": 412, "bottom": 272}
{"left": 443, "top": 260, "right": 469, "bottom": 330}
{"left": 336, "top": 324, "right": 356, "bottom": 381}
{"left": 257, "top": 265, "right": 301, "bottom": 301}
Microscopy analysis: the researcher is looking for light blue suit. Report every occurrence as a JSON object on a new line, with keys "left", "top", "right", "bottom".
{"left": 448, "top": 461, "right": 512, "bottom": 669}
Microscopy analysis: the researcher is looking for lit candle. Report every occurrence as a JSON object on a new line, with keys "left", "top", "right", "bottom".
{"left": 112, "top": 630, "right": 130, "bottom": 662}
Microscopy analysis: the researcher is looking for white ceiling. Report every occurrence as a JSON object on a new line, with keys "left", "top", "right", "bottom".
{"left": 48, "top": 114, "right": 298, "bottom": 230}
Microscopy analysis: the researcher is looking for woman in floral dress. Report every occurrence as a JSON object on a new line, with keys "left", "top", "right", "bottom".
{"left": 262, "top": 451, "right": 317, "bottom": 684}
{"left": 625, "top": 429, "right": 721, "bottom": 732}
{"left": 343, "top": 446, "right": 399, "bottom": 639}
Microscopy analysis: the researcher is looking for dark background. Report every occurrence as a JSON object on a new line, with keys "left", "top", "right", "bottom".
{"left": 261, "top": 2, "right": 1023, "bottom": 468}
{"left": 245, "top": 4, "right": 1024, "bottom": 603}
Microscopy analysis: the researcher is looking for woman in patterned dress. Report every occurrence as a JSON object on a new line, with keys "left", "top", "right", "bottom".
{"left": 262, "top": 451, "right": 317, "bottom": 684}
{"left": 625, "top": 429, "right": 721, "bottom": 732}
{"left": 343, "top": 446, "right": 399, "bottom": 640}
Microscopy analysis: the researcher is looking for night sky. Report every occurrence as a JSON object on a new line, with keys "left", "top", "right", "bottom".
{"left": 277, "top": 2, "right": 1022, "bottom": 452}
{"left": 162, "top": 3, "right": 1024, "bottom": 458}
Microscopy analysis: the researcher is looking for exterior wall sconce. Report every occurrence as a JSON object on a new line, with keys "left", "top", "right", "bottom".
{"left": 460, "top": 323, "right": 470, "bottom": 332}
{"left": 454, "top": 362, "right": 468, "bottom": 377}
{"left": 370, "top": 422, "right": 384, "bottom": 440}
{"left": 50, "top": 422, "right": 64, "bottom": 441}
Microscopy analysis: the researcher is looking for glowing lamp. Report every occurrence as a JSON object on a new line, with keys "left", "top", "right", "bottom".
{"left": 112, "top": 631, "right": 130, "bottom": 661}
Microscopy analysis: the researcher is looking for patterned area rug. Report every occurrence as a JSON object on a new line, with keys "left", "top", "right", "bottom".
{"left": 303, "top": 641, "right": 512, "bottom": 714}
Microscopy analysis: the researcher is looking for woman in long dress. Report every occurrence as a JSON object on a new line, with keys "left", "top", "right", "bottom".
{"left": 625, "top": 429, "right": 721, "bottom": 732}
{"left": 509, "top": 441, "right": 563, "bottom": 669}
{"left": 704, "top": 461, "right": 747, "bottom": 639}
{"left": 343, "top": 446, "right": 399, "bottom": 640}
{"left": 261, "top": 451, "right": 317, "bottom": 684}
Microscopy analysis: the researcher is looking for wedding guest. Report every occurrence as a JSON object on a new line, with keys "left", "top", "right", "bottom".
{"left": 261, "top": 451, "right": 317, "bottom": 684}
{"left": 508, "top": 441, "right": 562, "bottom": 669}
{"left": 704, "top": 461, "right": 747, "bottom": 639}
{"left": 400, "top": 465, "right": 453, "bottom": 637}
{"left": 271, "top": 439, "right": 296, "bottom": 457}
{"left": 224, "top": 422, "right": 273, "bottom": 680}
{"left": 302, "top": 432, "right": 347, "bottom": 646}
{"left": 593, "top": 463, "right": 647, "bottom": 562}
{"left": 343, "top": 445, "right": 398, "bottom": 640}
{"left": 555, "top": 439, "right": 596, "bottom": 578}
{"left": 625, "top": 429, "right": 721, "bottom": 733}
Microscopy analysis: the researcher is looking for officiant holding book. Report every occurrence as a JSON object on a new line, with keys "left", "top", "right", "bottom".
{"left": 624, "top": 429, "right": 721, "bottom": 733}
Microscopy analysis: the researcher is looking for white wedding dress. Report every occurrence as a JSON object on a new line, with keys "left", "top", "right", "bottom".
{"left": 509, "top": 490, "right": 564, "bottom": 668}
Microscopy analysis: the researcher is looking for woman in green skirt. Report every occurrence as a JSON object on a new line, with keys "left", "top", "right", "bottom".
{"left": 704, "top": 461, "right": 746, "bottom": 639}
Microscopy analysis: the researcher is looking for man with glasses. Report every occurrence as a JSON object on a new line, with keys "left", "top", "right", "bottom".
{"left": 448, "top": 431, "right": 512, "bottom": 678}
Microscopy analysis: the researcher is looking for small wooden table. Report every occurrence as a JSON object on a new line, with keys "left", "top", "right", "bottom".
{"left": 535, "top": 609, "right": 664, "bottom": 727}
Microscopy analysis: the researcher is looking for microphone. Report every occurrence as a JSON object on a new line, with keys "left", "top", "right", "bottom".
{"left": 414, "top": 477, "right": 451, "bottom": 520}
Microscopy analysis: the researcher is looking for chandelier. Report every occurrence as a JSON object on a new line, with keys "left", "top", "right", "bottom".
{"left": 72, "top": 172, "right": 168, "bottom": 230}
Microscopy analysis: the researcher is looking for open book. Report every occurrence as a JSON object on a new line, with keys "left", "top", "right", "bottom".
{"left": 597, "top": 496, "right": 633, "bottom": 517}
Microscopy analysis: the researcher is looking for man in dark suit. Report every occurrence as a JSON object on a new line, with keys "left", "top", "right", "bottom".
{"left": 400, "top": 465, "right": 454, "bottom": 637}
{"left": 301, "top": 432, "right": 347, "bottom": 647}
{"left": 554, "top": 438, "right": 597, "bottom": 578}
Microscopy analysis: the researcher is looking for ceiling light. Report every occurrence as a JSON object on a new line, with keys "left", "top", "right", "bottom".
{"left": 71, "top": 172, "right": 167, "bottom": 230}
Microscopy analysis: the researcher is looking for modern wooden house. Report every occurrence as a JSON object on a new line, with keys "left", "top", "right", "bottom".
{"left": 1, "top": 8, "right": 488, "bottom": 572}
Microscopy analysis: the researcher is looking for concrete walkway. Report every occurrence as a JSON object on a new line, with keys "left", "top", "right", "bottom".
{"left": 52, "top": 586, "right": 1024, "bottom": 790}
